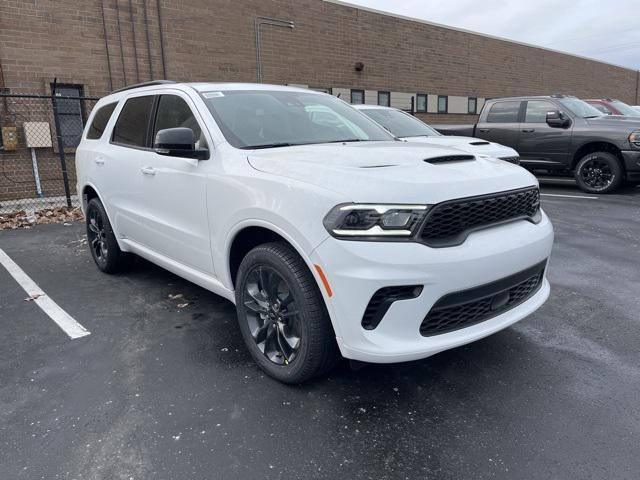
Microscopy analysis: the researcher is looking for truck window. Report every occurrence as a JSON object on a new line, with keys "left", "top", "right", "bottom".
{"left": 525, "top": 100, "right": 556, "bottom": 123}
{"left": 486, "top": 101, "right": 520, "bottom": 123}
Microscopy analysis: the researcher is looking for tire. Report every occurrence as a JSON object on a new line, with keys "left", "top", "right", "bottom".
{"left": 235, "top": 242, "right": 339, "bottom": 384}
{"left": 85, "top": 198, "right": 132, "bottom": 273}
{"left": 574, "top": 151, "right": 623, "bottom": 194}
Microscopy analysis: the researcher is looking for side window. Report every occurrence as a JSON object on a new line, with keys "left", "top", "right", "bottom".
{"left": 112, "top": 95, "right": 156, "bottom": 147}
{"left": 153, "top": 95, "right": 204, "bottom": 147}
{"left": 591, "top": 103, "right": 611, "bottom": 114}
{"left": 486, "top": 101, "right": 521, "bottom": 123}
{"left": 416, "top": 93, "right": 427, "bottom": 112}
{"left": 86, "top": 102, "right": 117, "bottom": 139}
{"left": 525, "top": 100, "right": 556, "bottom": 123}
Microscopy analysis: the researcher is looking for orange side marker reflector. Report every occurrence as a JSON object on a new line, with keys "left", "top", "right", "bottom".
{"left": 314, "top": 264, "right": 333, "bottom": 297}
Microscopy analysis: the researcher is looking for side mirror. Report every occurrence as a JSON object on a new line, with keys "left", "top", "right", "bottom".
{"left": 546, "top": 110, "right": 571, "bottom": 128}
{"left": 154, "top": 127, "right": 209, "bottom": 160}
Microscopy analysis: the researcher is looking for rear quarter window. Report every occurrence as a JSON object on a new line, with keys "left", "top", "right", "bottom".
{"left": 111, "top": 95, "right": 156, "bottom": 147}
{"left": 86, "top": 102, "right": 118, "bottom": 140}
{"left": 486, "top": 101, "right": 521, "bottom": 123}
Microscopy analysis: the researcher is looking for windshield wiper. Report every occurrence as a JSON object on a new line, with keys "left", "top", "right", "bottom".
{"left": 323, "top": 138, "right": 365, "bottom": 143}
{"left": 583, "top": 115, "right": 601, "bottom": 119}
{"left": 242, "top": 142, "right": 295, "bottom": 150}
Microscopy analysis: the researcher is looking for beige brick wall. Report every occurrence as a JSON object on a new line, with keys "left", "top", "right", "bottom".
{"left": 1, "top": 0, "right": 639, "bottom": 203}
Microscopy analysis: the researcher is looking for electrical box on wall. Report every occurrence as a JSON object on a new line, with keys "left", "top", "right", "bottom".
{"left": 1, "top": 126, "right": 18, "bottom": 150}
{"left": 24, "top": 122, "right": 52, "bottom": 148}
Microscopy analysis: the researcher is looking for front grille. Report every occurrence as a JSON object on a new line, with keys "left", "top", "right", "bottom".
{"left": 362, "top": 285, "right": 422, "bottom": 330}
{"left": 499, "top": 156, "right": 521, "bottom": 165}
{"left": 420, "top": 261, "right": 546, "bottom": 336}
{"left": 419, "top": 187, "right": 540, "bottom": 247}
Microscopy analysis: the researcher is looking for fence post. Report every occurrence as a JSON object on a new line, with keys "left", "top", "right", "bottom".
{"left": 50, "top": 85, "right": 73, "bottom": 208}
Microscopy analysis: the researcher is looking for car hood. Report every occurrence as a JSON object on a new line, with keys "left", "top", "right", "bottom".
{"left": 247, "top": 141, "right": 537, "bottom": 204}
{"left": 400, "top": 135, "right": 518, "bottom": 158}
{"left": 585, "top": 115, "right": 640, "bottom": 129}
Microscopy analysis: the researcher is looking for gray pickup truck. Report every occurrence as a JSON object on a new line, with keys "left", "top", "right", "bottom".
{"left": 435, "top": 94, "right": 640, "bottom": 193}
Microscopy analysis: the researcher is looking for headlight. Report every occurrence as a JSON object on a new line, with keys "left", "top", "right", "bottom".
{"left": 629, "top": 131, "right": 640, "bottom": 147}
{"left": 323, "top": 204, "right": 429, "bottom": 239}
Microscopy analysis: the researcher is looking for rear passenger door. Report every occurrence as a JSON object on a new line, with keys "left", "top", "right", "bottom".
{"left": 475, "top": 100, "right": 522, "bottom": 149}
{"left": 517, "top": 100, "right": 571, "bottom": 167}
{"left": 136, "top": 92, "right": 214, "bottom": 274}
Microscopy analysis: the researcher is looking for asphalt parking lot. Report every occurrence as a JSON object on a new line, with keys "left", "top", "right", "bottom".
{"left": 1, "top": 182, "right": 639, "bottom": 480}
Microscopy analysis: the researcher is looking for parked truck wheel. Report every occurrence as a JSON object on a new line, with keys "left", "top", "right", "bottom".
{"left": 574, "top": 152, "right": 623, "bottom": 194}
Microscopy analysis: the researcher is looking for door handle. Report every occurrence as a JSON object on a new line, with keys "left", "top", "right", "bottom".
{"left": 522, "top": 128, "right": 535, "bottom": 133}
{"left": 478, "top": 128, "right": 491, "bottom": 133}
{"left": 94, "top": 157, "right": 105, "bottom": 165}
{"left": 141, "top": 166, "right": 156, "bottom": 176}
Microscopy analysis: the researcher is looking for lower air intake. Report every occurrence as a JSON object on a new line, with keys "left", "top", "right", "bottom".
{"left": 419, "top": 261, "right": 546, "bottom": 336}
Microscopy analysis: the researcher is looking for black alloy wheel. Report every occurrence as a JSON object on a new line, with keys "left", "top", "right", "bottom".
{"left": 575, "top": 151, "right": 623, "bottom": 194}
{"left": 243, "top": 265, "right": 302, "bottom": 365}
{"left": 88, "top": 207, "right": 109, "bottom": 267}
{"left": 85, "top": 198, "right": 132, "bottom": 273}
{"left": 235, "top": 242, "right": 339, "bottom": 383}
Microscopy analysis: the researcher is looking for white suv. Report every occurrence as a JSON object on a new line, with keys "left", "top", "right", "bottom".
{"left": 76, "top": 82, "right": 553, "bottom": 383}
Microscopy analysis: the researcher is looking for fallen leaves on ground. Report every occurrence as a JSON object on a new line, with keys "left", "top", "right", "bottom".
{"left": 0, "top": 207, "right": 84, "bottom": 230}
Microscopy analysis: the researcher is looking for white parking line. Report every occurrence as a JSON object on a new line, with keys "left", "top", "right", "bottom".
{"left": 541, "top": 193, "right": 599, "bottom": 200}
{"left": 0, "top": 248, "right": 90, "bottom": 339}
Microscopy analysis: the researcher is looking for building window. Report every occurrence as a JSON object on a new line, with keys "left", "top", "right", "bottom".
{"left": 416, "top": 93, "right": 427, "bottom": 112}
{"left": 350, "top": 89, "right": 365, "bottom": 104}
{"left": 468, "top": 97, "right": 477, "bottom": 114}
{"left": 51, "top": 83, "right": 86, "bottom": 148}
{"left": 437, "top": 95, "right": 448, "bottom": 114}
{"left": 378, "top": 91, "right": 390, "bottom": 107}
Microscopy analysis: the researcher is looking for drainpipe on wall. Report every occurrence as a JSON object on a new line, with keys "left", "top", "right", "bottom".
{"left": 254, "top": 17, "right": 295, "bottom": 83}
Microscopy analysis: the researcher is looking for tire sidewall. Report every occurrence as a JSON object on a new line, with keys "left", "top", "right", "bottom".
{"left": 575, "top": 152, "right": 623, "bottom": 194}
{"left": 235, "top": 245, "right": 322, "bottom": 383}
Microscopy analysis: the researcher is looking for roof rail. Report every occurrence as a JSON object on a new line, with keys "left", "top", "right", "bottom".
{"left": 110, "top": 80, "right": 176, "bottom": 94}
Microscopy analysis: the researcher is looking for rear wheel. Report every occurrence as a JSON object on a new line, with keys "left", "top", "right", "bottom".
{"left": 235, "top": 242, "right": 338, "bottom": 384}
{"left": 574, "top": 151, "right": 623, "bottom": 194}
{"left": 86, "top": 198, "right": 132, "bottom": 273}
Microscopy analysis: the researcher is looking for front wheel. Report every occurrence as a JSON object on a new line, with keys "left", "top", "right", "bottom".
{"left": 235, "top": 242, "right": 338, "bottom": 384}
{"left": 574, "top": 151, "right": 623, "bottom": 194}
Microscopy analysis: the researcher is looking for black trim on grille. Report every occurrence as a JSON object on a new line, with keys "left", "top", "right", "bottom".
{"left": 362, "top": 285, "right": 423, "bottom": 330}
{"left": 419, "top": 186, "right": 540, "bottom": 248}
{"left": 424, "top": 155, "right": 475, "bottom": 164}
{"left": 420, "top": 260, "right": 546, "bottom": 336}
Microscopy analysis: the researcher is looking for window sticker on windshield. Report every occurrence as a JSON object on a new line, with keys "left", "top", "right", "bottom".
{"left": 203, "top": 91, "right": 224, "bottom": 98}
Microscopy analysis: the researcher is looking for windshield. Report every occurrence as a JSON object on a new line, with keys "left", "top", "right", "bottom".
{"left": 359, "top": 108, "right": 441, "bottom": 138}
{"left": 200, "top": 90, "right": 394, "bottom": 149}
{"left": 610, "top": 100, "right": 640, "bottom": 117}
{"left": 557, "top": 98, "right": 604, "bottom": 118}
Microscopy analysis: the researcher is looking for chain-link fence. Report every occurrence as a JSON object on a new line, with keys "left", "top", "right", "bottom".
{"left": 0, "top": 90, "right": 99, "bottom": 215}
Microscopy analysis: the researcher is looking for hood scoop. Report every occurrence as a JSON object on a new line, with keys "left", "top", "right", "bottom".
{"left": 424, "top": 155, "right": 476, "bottom": 164}
{"left": 469, "top": 141, "right": 491, "bottom": 145}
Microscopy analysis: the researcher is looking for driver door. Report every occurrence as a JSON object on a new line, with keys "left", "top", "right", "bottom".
{"left": 517, "top": 100, "right": 571, "bottom": 167}
{"left": 137, "top": 93, "right": 214, "bottom": 274}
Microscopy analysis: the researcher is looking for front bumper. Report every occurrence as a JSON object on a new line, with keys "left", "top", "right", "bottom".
{"left": 622, "top": 150, "right": 640, "bottom": 181}
{"left": 311, "top": 211, "right": 554, "bottom": 363}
